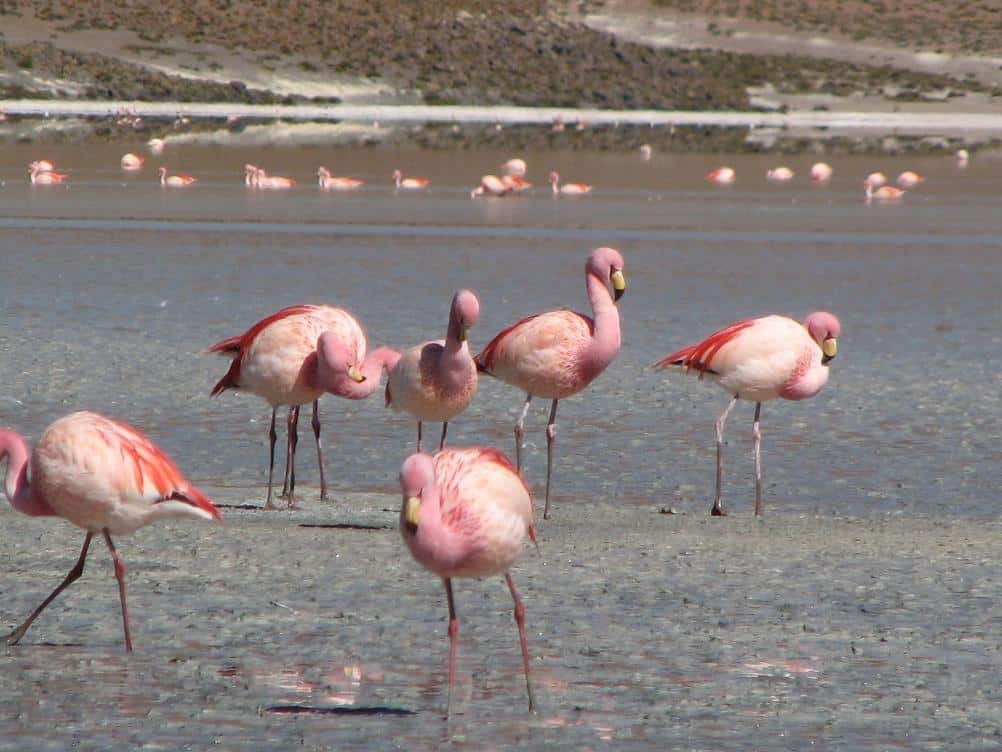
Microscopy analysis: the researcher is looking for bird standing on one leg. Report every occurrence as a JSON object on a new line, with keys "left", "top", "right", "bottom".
{"left": 475, "top": 246, "right": 626, "bottom": 519}
{"left": 654, "top": 311, "right": 841, "bottom": 516}
{"left": 0, "top": 411, "right": 221, "bottom": 650}
{"left": 386, "top": 289, "right": 480, "bottom": 451}
{"left": 399, "top": 448, "right": 537, "bottom": 719}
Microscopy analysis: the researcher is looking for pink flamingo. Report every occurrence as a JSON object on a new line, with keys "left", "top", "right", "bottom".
{"left": 640, "top": 144, "right": 653, "bottom": 161}
{"left": 28, "top": 159, "right": 56, "bottom": 173}
{"left": 896, "top": 171, "right": 925, "bottom": 189}
{"left": 956, "top": 149, "right": 969, "bottom": 168}
{"left": 766, "top": 167, "right": 794, "bottom": 181}
{"left": 706, "top": 167, "right": 735, "bottom": 185}
{"left": 864, "top": 180, "right": 905, "bottom": 202}
{"left": 475, "top": 247, "right": 626, "bottom": 519}
{"left": 244, "top": 163, "right": 260, "bottom": 186}
{"left": 0, "top": 411, "right": 220, "bottom": 650}
{"left": 386, "top": 290, "right": 480, "bottom": 451}
{"left": 810, "top": 162, "right": 833, "bottom": 182}
{"left": 317, "top": 167, "right": 363, "bottom": 191}
{"left": 393, "top": 169, "right": 431, "bottom": 190}
{"left": 147, "top": 138, "right": 165, "bottom": 155}
{"left": 399, "top": 448, "right": 537, "bottom": 718}
{"left": 654, "top": 311, "right": 841, "bottom": 516}
{"left": 864, "top": 171, "right": 887, "bottom": 188}
{"left": 208, "top": 304, "right": 399, "bottom": 508}
{"left": 549, "top": 171, "right": 591, "bottom": 196}
{"left": 501, "top": 158, "right": 527, "bottom": 177}
{"left": 120, "top": 153, "right": 144, "bottom": 171}
{"left": 29, "top": 164, "right": 68, "bottom": 185}
{"left": 470, "top": 174, "right": 510, "bottom": 198}
{"left": 158, "top": 167, "right": 197, "bottom": 187}
{"left": 252, "top": 166, "right": 296, "bottom": 190}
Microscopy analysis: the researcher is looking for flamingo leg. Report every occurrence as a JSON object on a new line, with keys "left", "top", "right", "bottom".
{"left": 311, "top": 400, "right": 327, "bottom": 501}
{"left": 444, "top": 578, "right": 459, "bottom": 719}
{"left": 280, "top": 406, "right": 294, "bottom": 497}
{"left": 753, "top": 402, "right": 763, "bottom": 516}
{"left": 514, "top": 394, "right": 532, "bottom": 471}
{"left": 283, "top": 406, "right": 301, "bottom": 506}
{"left": 504, "top": 573, "right": 537, "bottom": 714}
{"left": 439, "top": 422, "right": 449, "bottom": 451}
{"left": 417, "top": 421, "right": 423, "bottom": 453}
{"left": 543, "top": 399, "right": 558, "bottom": 519}
{"left": 6, "top": 533, "right": 93, "bottom": 646}
{"left": 265, "top": 407, "right": 278, "bottom": 509}
{"left": 102, "top": 530, "right": 133, "bottom": 652}
{"left": 712, "top": 397, "right": 738, "bottom": 516}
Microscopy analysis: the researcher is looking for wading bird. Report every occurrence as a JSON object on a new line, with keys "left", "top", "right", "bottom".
{"left": 393, "top": 169, "right": 431, "bottom": 190}
{"left": 549, "top": 171, "right": 592, "bottom": 196}
{"left": 158, "top": 167, "right": 197, "bottom": 187}
{"left": 654, "top": 311, "right": 841, "bottom": 516}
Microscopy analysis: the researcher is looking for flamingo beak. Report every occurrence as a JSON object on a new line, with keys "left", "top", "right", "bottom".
{"left": 347, "top": 365, "right": 366, "bottom": 382}
{"left": 404, "top": 496, "right": 421, "bottom": 530}
{"left": 821, "top": 337, "right": 837, "bottom": 364}
{"left": 611, "top": 269, "right": 627, "bottom": 301}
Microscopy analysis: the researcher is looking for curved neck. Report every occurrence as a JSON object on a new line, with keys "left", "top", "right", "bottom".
{"left": 0, "top": 429, "right": 56, "bottom": 517}
{"left": 414, "top": 485, "right": 468, "bottom": 570}
{"left": 585, "top": 270, "right": 621, "bottom": 364}
{"left": 333, "top": 347, "right": 401, "bottom": 400}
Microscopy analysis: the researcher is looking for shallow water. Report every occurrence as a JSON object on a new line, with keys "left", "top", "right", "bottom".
{"left": 0, "top": 142, "right": 999, "bottom": 749}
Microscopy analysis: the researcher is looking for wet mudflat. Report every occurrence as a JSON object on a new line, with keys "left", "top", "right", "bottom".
{"left": 0, "top": 142, "right": 999, "bottom": 749}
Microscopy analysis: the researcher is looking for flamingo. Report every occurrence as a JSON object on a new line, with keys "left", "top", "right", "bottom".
{"left": 208, "top": 304, "right": 399, "bottom": 508}
{"left": 864, "top": 181, "right": 905, "bottom": 202}
{"left": 864, "top": 172, "right": 887, "bottom": 188}
{"left": 470, "top": 174, "right": 510, "bottom": 198}
{"left": 399, "top": 448, "right": 537, "bottom": 718}
{"left": 0, "top": 411, "right": 220, "bottom": 651}
{"left": 158, "top": 167, "right": 197, "bottom": 187}
{"left": 956, "top": 149, "right": 969, "bottom": 168}
{"left": 766, "top": 167, "right": 794, "bottom": 181}
{"left": 317, "top": 167, "right": 363, "bottom": 191}
{"left": 501, "top": 158, "right": 527, "bottom": 177}
{"left": 706, "top": 167, "right": 735, "bottom": 185}
{"left": 639, "top": 144, "right": 653, "bottom": 161}
{"left": 654, "top": 311, "right": 841, "bottom": 516}
{"left": 28, "top": 159, "right": 56, "bottom": 173}
{"left": 393, "top": 169, "right": 431, "bottom": 190}
{"left": 549, "top": 171, "right": 591, "bottom": 196}
{"left": 810, "top": 162, "right": 833, "bottom": 182}
{"left": 896, "top": 171, "right": 925, "bottom": 189}
{"left": 120, "top": 153, "right": 144, "bottom": 171}
{"left": 29, "top": 165, "right": 68, "bottom": 184}
{"left": 386, "top": 290, "right": 480, "bottom": 451}
{"left": 147, "top": 138, "right": 165, "bottom": 155}
{"left": 253, "top": 168, "right": 296, "bottom": 190}
{"left": 244, "top": 163, "right": 260, "bottom": 186}
{"left": 475, "top": 246, "right": 626, "bottom": 519}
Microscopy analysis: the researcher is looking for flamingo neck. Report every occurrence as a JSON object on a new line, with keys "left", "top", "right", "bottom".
{"left": 0, "top": 430, "right": 56, "bottom": 517}
{"left": 411, "top": 485, "right": 468, "bottom": 572}
{"left": 332, "top": 347, "right": 402, "bottom": 400}
{"left": 581, "top": 270, "right": 621, "bottom": 374}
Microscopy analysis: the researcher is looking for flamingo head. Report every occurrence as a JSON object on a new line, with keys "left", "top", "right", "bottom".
{"left": 158, "top": 166, "right": 167, "bottom": 177}
{"left": 393, "top": 169, "right": 402, "bottom": 181}
{"left": 587, "top": 246, "right": 627, "bottom": 302}
{"left": 548, "top": 171, "right": 559, "bottom": 184}
{"left": 450, "top": 289, "right": 480, "bottom": 341}
{"left": 317, "top": 331, "right": 365, "bottom": 388}
{"left": 805, "top": 311, "right": 841, "bottom": 364}
{"left": 399, "top": 452, "right": 436, "bottom": 534}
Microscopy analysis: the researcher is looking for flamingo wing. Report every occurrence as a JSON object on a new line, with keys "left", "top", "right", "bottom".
{"left": 654, "top": 319, "right": 756, "bottom": 377}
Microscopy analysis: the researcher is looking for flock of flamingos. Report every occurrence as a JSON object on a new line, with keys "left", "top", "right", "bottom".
{"left": 9, "top": 141, "right": 866, "bottom": 716}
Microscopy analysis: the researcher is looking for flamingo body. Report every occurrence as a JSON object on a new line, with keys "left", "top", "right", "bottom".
{"left": 158, "top": 167, "right": 196, "bottom": 187}
{"left": 318, "top": 167, "right": 363, "bottom": 190}
{"left": 29, "top": 159, "right": 55, "bottom": 173}
{"left": 896, "top": 171, "right": 925, "bottom": 188}
{"left": 766, "top": 167, "right": 794, "bottom": 181}
{"left": 393, "top": 169, "right": 431, "bottom": 190}
{"left": 120, "top": 153, "right": 144, "bottom": 170}
{"left": 399, "top": 448, "right": 536, "bottom": 717}
{"left": 501, "top": 158, "right": 527, "bottom": 177}
{"left": 470, "top": 174, "right": 509, "bottom": 198}
{"left": 706, "top": 167, "right": 735, "bottom": 185}
{"left": 810, "top": 162, "right": 833, "bottom": 181}
{"left": 549, "top": 171, "right": 591, "bottom": 195}
{"left": 29, "top": 167, "right": 68, "bottom": 185}
{"left": 865, "top": 183, "right": 905, "bottom": 201}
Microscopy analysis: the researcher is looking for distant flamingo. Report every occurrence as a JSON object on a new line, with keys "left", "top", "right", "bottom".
{"left": 864, "top": 180, "right": 905, "bottom": 202}
{"left": 244, "top": 163, "right": 260, "bottom": 186}
{"left": 29, "top": 165, "right": 68, "bottom": 184}
{"left": 470, "top": 174, "right": 510, "bottom": 198}
{"left": 956, "top": 149, "right": 969, "bottom": 168}
{"left": 251, "top": 167, "right": 296, "bottom": 190}
{"left": 654, "top": 311, "right": 841, "bottom": 516}
{"left": 158, "top": 167, "right": 197, "bottom": 187}
{"left": 120, "top": 153, "right": 144, "bottom": 171}
{"left": 766, "top": 167, "right": 794, "bottom": 181}
{"left": 0, "top": 411, "right": 220, "bottom": 650}
{"left": 28, "top": 159, "right": 55, "bottom": 173}
{"left": 393, "top": 169, "right": 431, "bottom": 190}
{"left": 147, "top": 138, "right": 165, "bottom": 155}
{"left": 896, "top": 171, "right": 925, "bottom": 189}
{"left": 549, "top": 171, "right": 591, "bottom": 196}
{"left": 475, "top": 246, "right": 627, "bottom": 519}
{"left": 501, "top": 158, "right": 527, "bottom": 177}
{"left": 208, "top": 304, "right": 399, "bottom": 508}
{"left": 317, "top": 167, "right": 363, "bottom": 191}
{"left": 386, "top": 290, "right": 480, "bottom": 451}
{"left": 864, "top": 172, "right": 887, "bottom": 188}
{"left": 399, "top": 448, "right": 537, "bottom": 718}
{"left": 639, "top": 144, "right": 653, "bottom": 161}
{"left": 706, "top": 167, "right": 735, "bottom": 185}
{"left": 810, "top": 162, "right": 833, "bottom": 182}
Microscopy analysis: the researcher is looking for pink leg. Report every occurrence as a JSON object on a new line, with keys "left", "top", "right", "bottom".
{"left": 311, "top": 400, "right": 328, "bottom": 501}
{"left": 102, "top": 530, "right": 133, "bottom": 653}
{"left": 6, "top": 533, "right": 93, "bottom": 646}
{"left": 753, "top": 401, "right": 764, "bottom": 516}
{"left": 543, "top": 399, "right": 558, "bottom": 519}
{"left": 265, "top": 407, "right": 278, "bottom": 509}
{"left": 439, "top": 422, "right": 449, "bottom": 451}
{"left": 443, "top": 578, "right": 459, "bottom": 719}
{"left": 514, "top": 394, "right": 532, "bottom": 471}
{"left": 712, "top": 397, "right": 738, "bottom": 516}
{"left": 504, "top": 572, "right": 537, "bottom": 714}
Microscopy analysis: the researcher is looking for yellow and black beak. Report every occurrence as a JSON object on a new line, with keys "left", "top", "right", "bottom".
{"left": 611, "top": 269, "right": 627, "bottom": 302}
{"left": 348, "top": 365, "right": 366, "bottom": 382}
{"left": 821, "top": 337, "right": 838, "bottom": 365}
{"left": 403, "top": 496, "right": 421, "bottom": 531}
